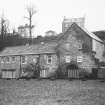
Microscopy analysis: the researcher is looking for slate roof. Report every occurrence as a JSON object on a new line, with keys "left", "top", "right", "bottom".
{"left": 66, "top": 23, "right": 103, "bottom": 43}
{"left": 93, "top": 31, "right": 105, "bottom": 40}
{"left": 81, "top": 26, "right": 103, "bottom": 42}
{"left": 0, "top": 42, "right": 57, "bottom": 56}
{"left": 0, "top": 22, "right": 103, "bottom": 56}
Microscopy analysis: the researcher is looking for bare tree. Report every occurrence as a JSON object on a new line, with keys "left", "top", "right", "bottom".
{"left": 24, "top": 5, "right": 37, "bottom": 40}
{"left": 0, "top": 15, "right": 9, "bottom": 40}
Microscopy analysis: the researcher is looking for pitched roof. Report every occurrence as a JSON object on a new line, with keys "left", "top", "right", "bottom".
{"left": 93, "top": 31, "right": 105, "bottom": 40}
{"left": 0, "top": 42, "right": 57, "bottom": 56}
{"left": 0, "top": 22, "right": 103, "bottom": 56}
{"left": 80, "top": 26, "right": 103, "bottom": 43}
{"left": 66, "top": 23, "right": 103, "bottom": 43}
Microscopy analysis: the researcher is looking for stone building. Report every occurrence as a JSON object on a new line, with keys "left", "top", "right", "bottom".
{"left": 0, "top": 23, "right": 104, "bottom": 79}
{"left": 18, "top": 24, "right": 30, "bottom": 38}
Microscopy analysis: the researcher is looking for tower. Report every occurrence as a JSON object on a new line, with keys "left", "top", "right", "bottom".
{"left": 62, "top": 17, "right": 85, "bottom": 33}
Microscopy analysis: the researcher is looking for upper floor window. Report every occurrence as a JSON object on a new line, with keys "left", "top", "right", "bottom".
{"left": 77, "top": 56, "right": 83, "bottom": 62}
{"left": 47, "top": 55, "right": 52, "bottom": 64}
{"left": 21, "top": 56, "right": 27, "bottom": 64}
{"left": 78, "top": 40, "right": 82, "bottom": 49}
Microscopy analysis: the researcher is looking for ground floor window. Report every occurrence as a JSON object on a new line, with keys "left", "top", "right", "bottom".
{"left": 65, "top": 55, "right": 71, "bottom": 63}
{"left": 77, "top": 56, "right": 83, "bottom": 62}
{"left": 12, "top": 56, "right": 16, "bottom": 62}
{"left": 5, "top": 56, "right": 10, "bottom": 63}
{"left": 21, "top": 56, "right": 27, "bottom": 64}
{"left": 1, "top": 57, "right": 4, "bottom": 63}
{"left": 47, "top": 55, "right": 52, "bottom": 64}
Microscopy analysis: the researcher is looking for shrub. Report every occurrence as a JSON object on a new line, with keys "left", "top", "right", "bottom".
{"left": 99, "top": 61, "right": 105, "bottom": 67}
{"left": 55, "top": 65, "right": 67, "bottom": 79}
{"left": 79, "top": 69, "right": 91, "bottom": 79}
{"left": 21, "top": 63, "right": 40, "bottom": 79}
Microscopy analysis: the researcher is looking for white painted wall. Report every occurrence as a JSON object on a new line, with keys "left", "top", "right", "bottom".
{"left": 92, "top": 39, "right": 105, "bottom": 62}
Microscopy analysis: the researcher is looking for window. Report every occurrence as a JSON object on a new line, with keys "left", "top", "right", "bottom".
{"left": 47, "top": 55, "right": 52, "bottom": 64}
{"left": 65, "top": 23, "right": 69, "bottom": 27}
{"left": 33, "top": 56, "right": 39, "bottom": 63}
{"left": 33, "top": 58, "right": 37, "bottom": 63}
{"left": 21, "top": 56, "right": 27, "bottom": 64}
{"left": 5, "top": 56, "right": 10, "bottom": 63}
{"left": 1, "top": 57, "right": 4, "bottom": 63}
{"left": 65, "top": 43, "right": 70, "bottom": 49}
{"left": 65, "top": 55, "right": 71, "bottom": 63}
{"left": 12, "top": 56, "right": 15, "bottom": 62}
{"left": 78, "top": 40, "right": 82, "bottom": 49}
{"left": 78, "top": 43, "right": 82, "bottom": 49}
{"left": 77, "top": 56, "right": 83, "bottom": 62}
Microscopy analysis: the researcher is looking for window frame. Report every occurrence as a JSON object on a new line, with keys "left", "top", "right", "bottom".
{"left": 21, "top": 56, "right": 27, "bottom": 64}
{"left": 47, "top": 55, "right": 52, "bottom": 64}
{"left": 78, "top": 40, "right": 83, "bottom": 50}
{"left": 5, "top": 56, "right": 10, "bottom": 63}
{"left": 77, "top": 56, "right": 83, "bottom": 62}
{"left": 65, "top": 55, "right": 71, "bottom": 63}
{"left": 11, "top": 56, "right": 16, "bottom": 63}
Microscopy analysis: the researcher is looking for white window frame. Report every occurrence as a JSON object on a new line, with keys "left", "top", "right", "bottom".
{"left": 21, "top": 56, "right": 27, "bottom": 64}
{"left": 77, "top": 56, "right": 83, "bottom": 62}
{"left": 47, "top": 55, "right": 52, "bottom": 64}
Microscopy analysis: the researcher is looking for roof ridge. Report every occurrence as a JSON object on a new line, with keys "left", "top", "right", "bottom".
{"left": 68, "top": 22, "right": 103, "bottom": 43}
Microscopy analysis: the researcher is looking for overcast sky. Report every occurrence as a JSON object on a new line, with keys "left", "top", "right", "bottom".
{"left": 0, "top": 0, "right": 105, "bottom": 36}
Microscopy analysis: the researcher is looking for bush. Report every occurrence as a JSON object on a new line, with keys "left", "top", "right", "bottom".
{"left": 79, "top": 69, "right": 91, "bottom": 79}
{"left": 21, "top": 63, "right": 40, "bottom": 79}
{"left": 55, "top": 65, "right": 67, "bottom": 79}
{"left": 99, "top": 61, "right": 105, "bottom": 67}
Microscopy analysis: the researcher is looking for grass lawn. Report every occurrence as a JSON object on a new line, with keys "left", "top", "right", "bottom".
{"left": 0, "top": 79, "right": 105, "bottom": 105}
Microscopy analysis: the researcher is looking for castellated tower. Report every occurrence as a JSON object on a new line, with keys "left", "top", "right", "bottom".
{"left": 62, "top": 17, "right": 85, "bottom": 33}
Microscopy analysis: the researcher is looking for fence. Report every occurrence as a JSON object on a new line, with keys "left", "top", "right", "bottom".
{"left": 98, "top": 67, "right": 105, "bottom": 79}
{"left": 68, "top": 69, "right": 80, "bottom": 79}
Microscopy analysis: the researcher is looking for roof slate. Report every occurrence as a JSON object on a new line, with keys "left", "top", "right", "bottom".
{"left": 0, "top": 42, "right": 57, "bottom": 56}
{"left": 0, "top": 23, "right": 103, "bottom": 56}
{"left": 93, "top": 31, "right": 105, "bottom": 40}
{"left": 67, "top": 23, "right": 103, "bottom": 43}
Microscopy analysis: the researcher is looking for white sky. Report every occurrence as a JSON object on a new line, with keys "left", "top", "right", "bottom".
{"left": 0, "top": 0, "right": 105, "bottom": 37}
